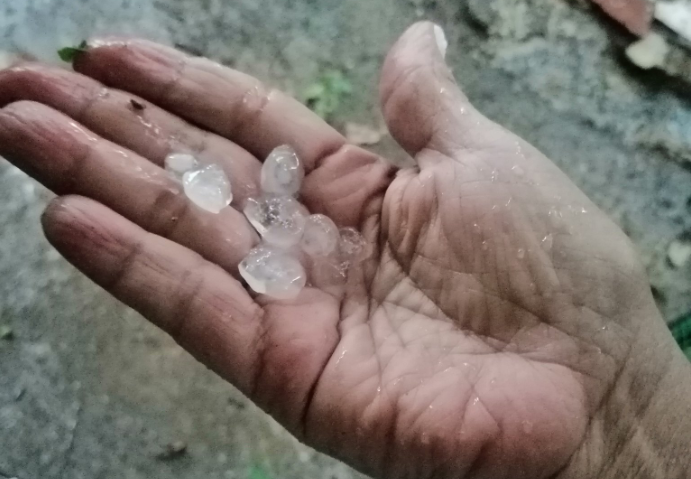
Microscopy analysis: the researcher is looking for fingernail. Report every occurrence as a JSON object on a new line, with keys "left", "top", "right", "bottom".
{"left": 433, "top": 24, "right": 448, "bottom": 59}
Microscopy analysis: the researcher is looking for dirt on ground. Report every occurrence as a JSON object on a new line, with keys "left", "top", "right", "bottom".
{"left": 1, "top": 0, "right": 691, "bottom": 478}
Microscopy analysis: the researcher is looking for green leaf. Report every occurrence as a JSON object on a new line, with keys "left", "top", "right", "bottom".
{"left": 248, "top": 465, "right": 272, "bottom": 479}
{"left": 303, "top": 83, "right": 326, "bottom": 101}
{"left": 57, "top": 40, "right": 89, "bottom": 63}
{"left": 670, "top": 311, "right": 691, "bottom": 351}
{"left": 302, "top": 68, "right": 352, "bottom": 120}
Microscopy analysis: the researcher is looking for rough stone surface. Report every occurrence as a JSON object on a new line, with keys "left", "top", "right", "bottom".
{"left": 1, "top": 0, "right": 691, "bottom": 478}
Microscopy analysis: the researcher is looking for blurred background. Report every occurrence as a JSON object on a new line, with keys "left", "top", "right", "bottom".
{"left": 1, "top": 0, "right": 690, "bottom": 478}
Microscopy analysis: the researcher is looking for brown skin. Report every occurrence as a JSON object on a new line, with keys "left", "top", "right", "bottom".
{"left": 0, "top": 22, "right": 689, "bottom": 479}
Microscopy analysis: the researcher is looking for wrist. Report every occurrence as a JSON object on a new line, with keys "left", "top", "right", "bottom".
{"left": 559, "top": 312, "right": 691, "bottom": 479}
{"left": 602, "top": 329, "right": 691, "bottom": 479}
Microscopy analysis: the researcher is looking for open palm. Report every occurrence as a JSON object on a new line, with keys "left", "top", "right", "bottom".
{"left": 0, "top": 22, "right": 669, "bottom": 479}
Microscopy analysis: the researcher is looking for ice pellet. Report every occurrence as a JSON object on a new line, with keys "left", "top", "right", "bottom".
{"left": 339, "top": 227, "right": 367, "bottom": 261}
{"left": 301, "top": 214, "right": 339, "bottom": 257}
{"left": 243, "top": 196, "right": 308, "bottom": 248}
{"left": 182, "top": 164, "right": 232, "bottom": 214}
{"left": 165, "top": 152, "right": 199, "bottom": 180}
{"left": 261, "top": 145, "right": 304, "bottom": 196}
{"left": 239, "top": 246, "right": 306, "bottom": 299}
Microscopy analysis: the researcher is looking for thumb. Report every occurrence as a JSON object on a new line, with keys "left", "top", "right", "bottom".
{"left": 380, "top": 22, "right": 488, "bottom": 164}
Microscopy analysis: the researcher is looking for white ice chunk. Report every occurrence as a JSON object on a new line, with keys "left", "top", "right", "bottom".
{"left": 301, "top": 214, "right": 339, "bottom": 257}
{"left": 244, "top": 196, "right": 308, "bottom": 248}
{"left": 165, "top": 152, "right": 199, "bottom": 180}
{"left": 182, "top": 164, "right": 232, "bottom": 214}
{"left": 239, "top": 246, "right": 306, "bottom": 299}
{"left": 261, "top": 145, "right": 305, "bottom": 196}
{"left": 339, "top": 227, "right": 367, "bottom": 262}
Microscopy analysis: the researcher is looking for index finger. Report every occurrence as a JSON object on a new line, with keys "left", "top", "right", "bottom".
{"left": 73, "top": 39, "right": 345, "bottom": 172}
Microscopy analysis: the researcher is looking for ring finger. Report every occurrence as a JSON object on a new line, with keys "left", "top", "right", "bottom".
{"left": 0, "top": 100, "right": 258, "bottom": 275}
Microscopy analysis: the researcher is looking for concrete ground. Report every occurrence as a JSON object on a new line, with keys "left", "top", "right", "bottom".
{"left": 1, "top": 0, "right": 690, "bottom": 478}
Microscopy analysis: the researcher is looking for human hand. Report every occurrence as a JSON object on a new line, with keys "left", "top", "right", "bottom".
{"left": 0, "top": 22, "right": 689, "bottom": 479}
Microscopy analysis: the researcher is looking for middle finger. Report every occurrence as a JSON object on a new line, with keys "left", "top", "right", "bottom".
{"left": 0, "top": 64, "right": 262, "bottom": 207}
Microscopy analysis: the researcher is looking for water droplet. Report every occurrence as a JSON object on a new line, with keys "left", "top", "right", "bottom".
{"left": 548, "top": 207, "right": 562, "bottom": 227}
{"left": 514, "top": 142, "right": 526, "bottom": 159}
{"left": 517, "top": 248, "right": 526, "bottom": 259}
{"left": 490, "top": 168, "right": 499, "bottom": 181}
{"left": 511, "top": 165, "right": 525, "bottom": 177}
{"left": 472, "top": 223, "right": 481, "bottom": 234}
{"left": 471, "top": 397, "right": 480, "bottom": 406}
{"left": 335, "top": 349, "right": 348, "bottom": 366}
{"left": 505, "top": 197, "right": 513, "bottom": 207}
{"left": 481, "top": 241, "right": 489, "bottom": 251}
{"left": 541, "top": 234, "right": 554, "bottom": 252}
{"left": 377, "top": 386, "right": 382, "bottom": 394}
{"left": 581, "top": 207, "right": 588, "bottom": 214}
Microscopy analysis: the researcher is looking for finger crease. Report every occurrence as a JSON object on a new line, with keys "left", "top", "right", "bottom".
{"left": 157, "top": 57, "right": 188, "bottom": 105}
{"left": 105, "top": 238, "right": 144, "bottom": 291}
{"left": 64, "top": 140, "right": 94, "bottom": 193}
{"left": 147, "top": 187, "right": 191, "bottom": 240}
{"left": 309, "top": 140, "right": 348, "bottom": 171}
{"left": 166, "top": 262, "right": 207, "bottom": 342}
{"left": 381, "top": 62, "right": 426, "bottom": 112}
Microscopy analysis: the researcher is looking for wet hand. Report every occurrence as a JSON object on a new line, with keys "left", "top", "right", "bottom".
{"left": 0, "top": 22, "right": 686, "bottom": 479}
